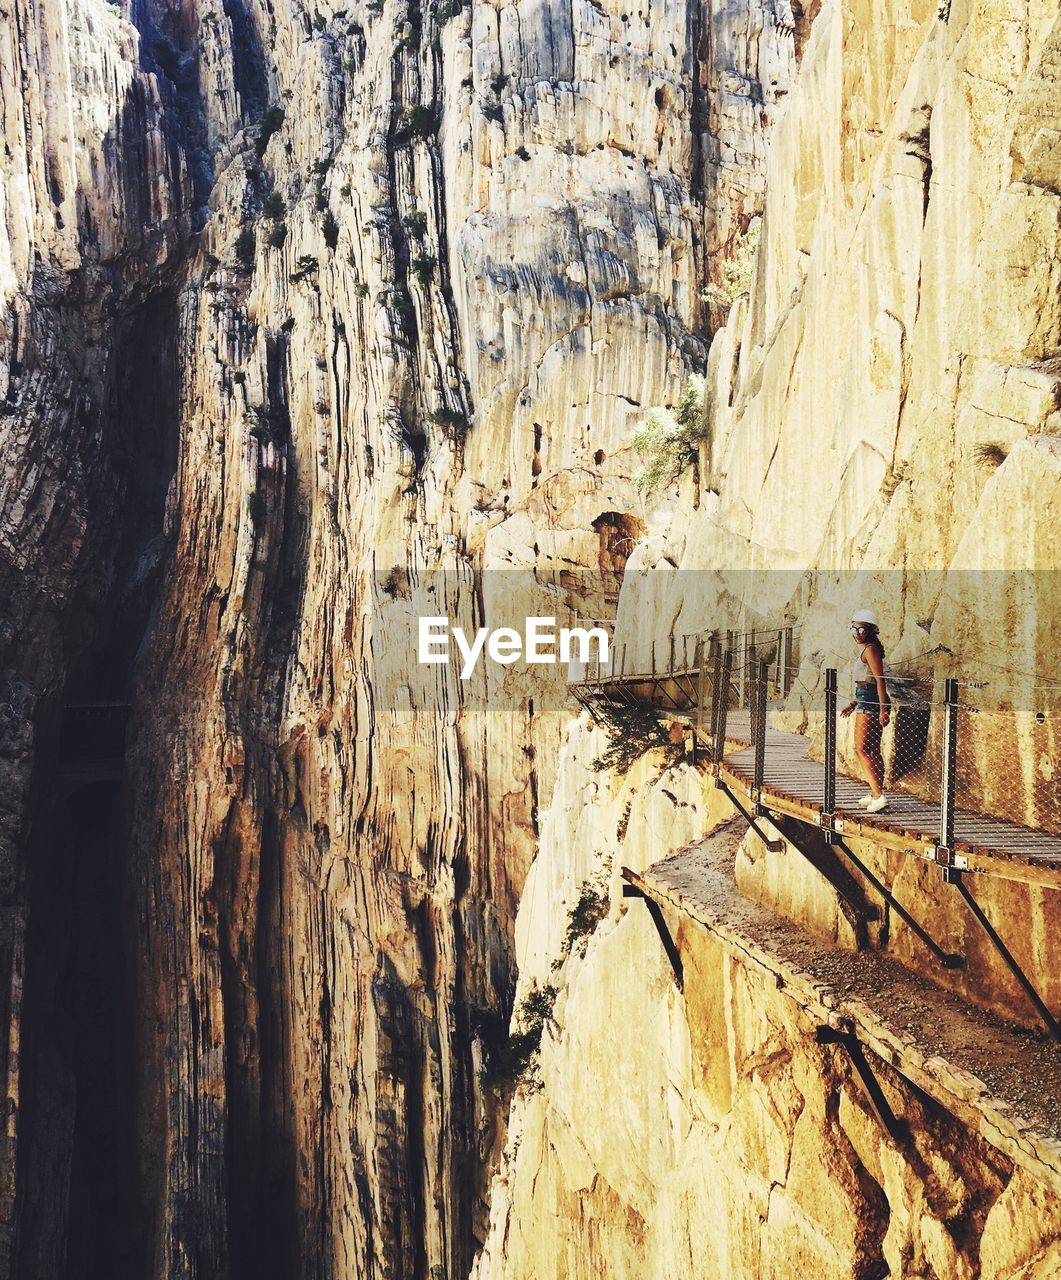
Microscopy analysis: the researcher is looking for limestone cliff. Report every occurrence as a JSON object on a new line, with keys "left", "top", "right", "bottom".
{"left": 474, "top": 1, "right": 1061, "bottom": 1277}
{"left": 0, "top": 0, "right": 795, "bottom": 1276}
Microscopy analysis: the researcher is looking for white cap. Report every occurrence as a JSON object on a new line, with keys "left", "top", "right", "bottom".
{"left": 851, "top": 608, "right": 878, "bottom": 627}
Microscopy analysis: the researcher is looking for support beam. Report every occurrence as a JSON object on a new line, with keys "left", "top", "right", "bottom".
{"left": 816, "top": 1026, "right": 906, "bottom": 1143}
{"left": 948, "top": 872, "right": 1061, "bottom": 1042}
{"left": 622, "top": 883, "right": 684, "bottom": 991}
{"left": 834, "top": 838, "right": 963, "bottom": 971}
{"left": 717, "top": 779, "right": 786, "bottom": 853}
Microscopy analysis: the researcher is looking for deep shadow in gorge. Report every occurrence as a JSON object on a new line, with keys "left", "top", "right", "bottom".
{"left": 13, "top": 291, "right": 182, "bottom": 1278}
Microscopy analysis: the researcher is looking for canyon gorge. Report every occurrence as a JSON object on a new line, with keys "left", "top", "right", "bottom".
{"left": 1, "top": 0, "right": 1059, "bottom": 1277}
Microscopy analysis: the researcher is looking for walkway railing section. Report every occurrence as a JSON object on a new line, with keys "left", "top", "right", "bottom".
{"left": 569, "top": 623, "right": 1061, "bottom": 1040}
{"left": 570, "top": 624, "right": 1061, "bottom": 866}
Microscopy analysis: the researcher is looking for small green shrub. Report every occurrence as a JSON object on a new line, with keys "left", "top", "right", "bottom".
{"left": 591, "top": 699, "right": 679, "bottom": 774}
{"left": 262, "top": 191, "right": 287, "bottom": 219}
{"left": 254, "top": 104, "right": 286, "bottom": 158}
{"left": 266, "top": 222, "right": 288, "bottom": 248}
{"left": 289, "top": 255, "right": 319, "bottom": 282}
{"left": 312, "top": 11, "right": 326, "bottom": 30}
{"left": 482, "top": 102, "right": 503, "bottom": 125}
{"left": 411, "top": 253, "right": 436, "bottom": 284}
{"left": 515, "top": 145, "right": 530, "bottom": 160}
{"left": 234, "top": 227, "right": 256, "bottom": 271}
{"left": 403, "top": 210, "right": 428, "bottom": 236}
{"left": 428, "top": 405, "right": 470, "bottom": 437}
{"left": 490, "top": 73, "right": 507, "bottom": 94}
{"left": 700, "top": 216, "right": 761, "bottom": 312}
{"left": 354, "top": 282, "right": 370, "bottom": 298}
{"left": 322, "top": 210, "right": 340, "bottom": 249}
{"left": 479, "top": 985, "right": 557, "bottom": 1090}
{"left": 630, "top": 373, "right": 707, "bottom": 497}
{"left": 395, "top": 105, "right": 437, "bottom": 144}
{"left": 561, "top": 882, "right": 610, "bottom": 960}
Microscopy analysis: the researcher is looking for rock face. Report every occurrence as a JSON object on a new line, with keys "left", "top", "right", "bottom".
{"left": 0, "top": 0, "right": 795, "bottom": 1277}
{"left": 472, "top": 1, "right": 1061, "bottom": 1277}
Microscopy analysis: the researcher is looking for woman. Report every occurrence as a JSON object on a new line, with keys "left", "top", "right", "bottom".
{"left": 840, "top": 608, "right": 890, "bottom": 812}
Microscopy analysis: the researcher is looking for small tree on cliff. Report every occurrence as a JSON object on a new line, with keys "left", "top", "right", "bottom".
{"left": 630, "top": 373, "right": 707, "bottom": 498}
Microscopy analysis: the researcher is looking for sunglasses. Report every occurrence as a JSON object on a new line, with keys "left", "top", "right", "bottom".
{"left": 850, "top": 623, "right": 870, "bottom": 633}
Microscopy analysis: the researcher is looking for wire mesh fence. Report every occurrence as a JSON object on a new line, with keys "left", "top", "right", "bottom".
{"left": 568, "top": 621, "right": 1061, "bottom": 864}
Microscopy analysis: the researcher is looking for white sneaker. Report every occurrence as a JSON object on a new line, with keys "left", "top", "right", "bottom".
{"left": 864, "top": 793, "right": 889, "bottom": 814}
{"left": 857, "top": 794, "right": 875, "bottom": 808}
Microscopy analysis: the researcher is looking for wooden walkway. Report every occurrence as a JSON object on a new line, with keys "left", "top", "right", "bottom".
{"left": 573, "top": 679, "right": 1061, "bottom": 890}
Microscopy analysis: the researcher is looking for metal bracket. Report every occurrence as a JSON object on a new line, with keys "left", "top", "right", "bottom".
{"left": 931, "top": 845, "right": 968, "bottom": 871}
{"left": 622, "top": 885, "right": 684, "bottom": 992}
{"left": 717, "top": 779, "right": 785, "bottom": 852}
{"left": 947, "top": 872, "right": 1060, "bottom": 1042}
{"left": 833, "top": 838, "right": 964, "bottom": 971}
{"left": 815, "top": 1026, "right": 905, "bottom": 1143}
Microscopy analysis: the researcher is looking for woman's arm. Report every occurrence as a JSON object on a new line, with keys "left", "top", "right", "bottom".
{"left": 866, "top": 643, "right": 890, "bottom": 725}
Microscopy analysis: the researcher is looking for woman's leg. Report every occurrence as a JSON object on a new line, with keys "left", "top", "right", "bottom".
{"left": 854, "top": 712, "right": 884, "bottom": 796}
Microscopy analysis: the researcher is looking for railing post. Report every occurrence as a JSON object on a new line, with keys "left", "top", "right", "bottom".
{"left": 709, "top": 637, "right": 724, "bottom": 747}
{"left": 651, "top": 639, "right": 656, "bottom": 677}
{"left": 620, "top": 643, "right": 626, "bottom": 678}
{"left": 939, "top": 677, "right": 958, "bottom": 869}
{"left": 669, "top": 634, "right": 675, "bottom": 673}
{"left": 824, "top": 668, "right": 837, "bottom": 844}
{"left": 781, "top": 626, "right": 793, "bottom": 697}
{"left": 692, "top": 634, "right": 705, "bottom": 760}
{"left": 753, "top": 657, "right": 769, "bottom": 803}
{"left": 736, "top": 632, "right": 748, "bottom": 709}
{"left": 713, "top": 648, "right": 733, "bottom": 773}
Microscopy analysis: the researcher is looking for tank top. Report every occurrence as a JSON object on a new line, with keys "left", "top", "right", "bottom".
{"left": 853, "top": 643, "right": 877, "bottom": 689}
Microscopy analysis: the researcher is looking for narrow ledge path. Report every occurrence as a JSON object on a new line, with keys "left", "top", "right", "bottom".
{"left": 623, "top": 820, "right": 1061, "bottom": 1192}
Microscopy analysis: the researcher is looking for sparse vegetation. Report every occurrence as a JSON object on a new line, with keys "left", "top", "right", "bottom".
{"left": 479, "top": 985, "right": 557, "bottom": 1090}
{"left": 289, "top": 254, "right": 319, "bottom": 282}
{"left": 700, "top": 216, "right": 761, "bottom": 313}
{"left": 630, "top": 373, "right": 707, "bottom": 497}
{"left": 248, "top": 402, "right": 289, "bottom": 443}
{"left": 266, "top": 221, "right": 288, "bottom": 249}
{"left": 591, "top": 699, "right": 680, "bottom": 774}
{"left": 322, "top": 210, "right": 340, "bottom": 249}
{"left": 262, "top": 191, "right": 287, "bottom": 219}
{"left": 234, "top": 227, "right": 256, "bottom": 271}
{"left": 438, "top": 0, "right": 464, "bottom": 21}
{"left": 560, "top": 881, "right": 610, "bottom": 960}
{"left": 515, "top": 145, "right": 530, "bottom": 161}
{"left": 974, "top": 441, "right": 1009, "bottom": 470}
{"left": 312, "top": 10, "right": 326, "bottom": 30}
{"left": 411, "top": 253, "right": 436, "bottom": 284}
{"left": 490, "top": 73, "right": 507, "bottom": 94}
{"left": 428, "top": 405, "right": 471, "bottom": 437}
{"left": 403, "top": 210, "right": 428, "bottom": 236}
{"left": 395, "top": 105, "right": 437, "bottom": 144}
{"left": 254, "top": 104, "right": 286, "bottom": 159}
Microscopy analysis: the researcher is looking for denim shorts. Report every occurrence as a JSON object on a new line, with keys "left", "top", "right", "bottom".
{"left": 854, "top": 682, "right": 880, "bottom": 715}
